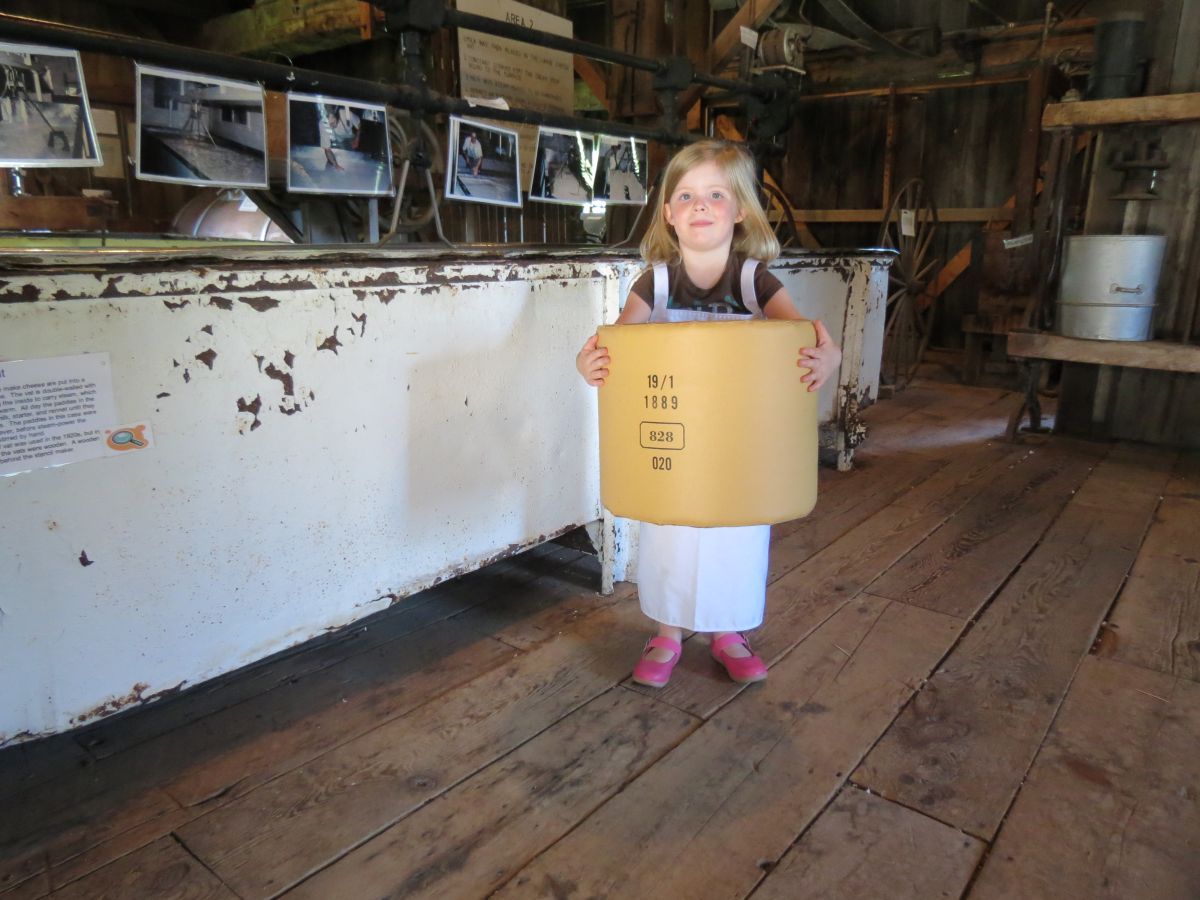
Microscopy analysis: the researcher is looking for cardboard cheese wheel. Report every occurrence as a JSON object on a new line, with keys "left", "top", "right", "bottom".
{"left": 597, "top": 320, "right": 818, "bottom": 527}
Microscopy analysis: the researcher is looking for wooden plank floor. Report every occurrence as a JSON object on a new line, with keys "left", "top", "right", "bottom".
{"left": 3, "top": 379, "right": 1199, "bottom": 900}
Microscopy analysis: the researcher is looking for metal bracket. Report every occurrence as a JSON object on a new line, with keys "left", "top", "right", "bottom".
{"left": 1005, "top": 359, "right": 1050, "bottom": 441}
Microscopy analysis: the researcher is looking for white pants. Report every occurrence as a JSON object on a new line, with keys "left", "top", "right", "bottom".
{"left": 636, "top": 522, "right": 770, "bottom": 632}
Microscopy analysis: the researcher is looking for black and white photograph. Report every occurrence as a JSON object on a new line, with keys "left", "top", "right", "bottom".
{"left": 529, "top": 127, "right": 595, "bottom": 205}
{"left": 445, "top": 116, "right": 521, "bottom": 208}
{"left": 135, "top": 64, "right": 267, "bottom": 188}
{"left": 592, "top": 135, "right": 649, "bottom": 205}
{"left": 0, "top": 41, "right": 101, "bottom": 167}
{"left": 286, "top": 94, "right": 392, "bottom": 196}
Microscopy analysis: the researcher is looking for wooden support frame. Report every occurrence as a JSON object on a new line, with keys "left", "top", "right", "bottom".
{"left": 881, "top": 86, "right": 897, "bottom": 213}
{"left": 793, "top": 207, "right": 1012, "bottom": 224}
{"left": 573, "top": 56, "right": 610, "bottom": 113}
{"left": 1013, "top": 64, "right": 1055, "bottom": 234}
{"left": 1043, "top": 92, "right": 1200, "bottom": 129}
{"left": 1007, "top": 331, "right": 1200, "bottom": 374}
{"left": 196, "top": 0, "right": 374, "bottom": 57}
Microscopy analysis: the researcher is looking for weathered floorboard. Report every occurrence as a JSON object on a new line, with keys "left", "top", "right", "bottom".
{"left": 767, "top": 450, "right": 943, "bottom": 583}
{"left": 73, "top": 543, "right": 587, "bottom": 763}
{"left": 862, "top": 389, "right": 1013, "bottom": 456}
{"left": 44, "top": 837, "right": 235, "bottom": 900}
{"left": 451, "top": 555, "right": 628, "bottom": 651}
{"left": 495, "top": 597, "right": 961, "bottom": 899}
{"left": 1165, "top": 449, "right": 1200, "bottom": 498}
{"left": 854, "top": 444, "right": 1173, "bottom": 839}
{"left": 0, "top": 787, "right": 179, "bottom": 899}
{"left": 1101, "top": 496, "right": 1200, "bottom": 682}
{"left": 867, "top": 439, "right": 1107, "bottom": 619}
{"left": 283, "top": 688, "right": 697, "bottom": 899}
{"left": 175, "top": 600, "right": 648, "bottom": 899}
{"left": 160, "top": 618, "right": 517, "bottom": 809}
{"left": 971, "top": 656, "right": 1200, "bottom": 899}
{"left": 753, "top": 786, "right": 985, "bottom": 900}
{"left": 0, "top": 622, "right": 514, "bottom": 899}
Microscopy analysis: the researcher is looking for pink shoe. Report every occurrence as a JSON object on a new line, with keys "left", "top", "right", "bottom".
{"left": 711, "top": 633, "right": 768, "bottom": 683}
{"left": 631, "top": 636, "right": 682, "bottom": 688}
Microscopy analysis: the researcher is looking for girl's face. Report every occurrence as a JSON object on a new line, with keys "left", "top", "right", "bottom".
{"left": 663, "top": 159, "right": 744, "bottom": 254}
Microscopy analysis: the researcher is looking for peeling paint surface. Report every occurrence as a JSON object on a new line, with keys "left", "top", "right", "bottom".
{"left": 0, "top": 249, "right": 886, "bottom": 743}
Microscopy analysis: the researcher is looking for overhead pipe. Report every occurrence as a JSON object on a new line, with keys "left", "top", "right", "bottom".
{"left": 0, "top": 13, "right": 703, "bottom": 144}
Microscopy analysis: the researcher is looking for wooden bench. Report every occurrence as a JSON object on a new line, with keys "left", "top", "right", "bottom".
{"left": 1005, "top": 330, "right": 1200, "bottom": 438}
{"left": 1007, "top": 331, "right": 1200, "bottom": 374}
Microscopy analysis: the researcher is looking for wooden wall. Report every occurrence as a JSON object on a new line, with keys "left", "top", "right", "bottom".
{"left": 1057, "top": 0, "right": 1200, "bottom": 448}
{"left": 784, "top": 81, "right": 1026, "bottom": 347}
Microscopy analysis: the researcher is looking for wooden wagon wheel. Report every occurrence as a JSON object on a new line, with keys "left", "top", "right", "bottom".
{"left": 760, "top": 180, "right": 800, "bottom": 249}
{"left": 878, "top": 177, "right": 940, "bottom": 386}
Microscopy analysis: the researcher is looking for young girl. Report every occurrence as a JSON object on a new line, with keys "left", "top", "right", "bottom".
{"left": 575, "top": 139, "right": 842, "bottom": 688}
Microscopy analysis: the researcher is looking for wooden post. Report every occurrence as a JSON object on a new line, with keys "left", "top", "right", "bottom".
{"left": 1013, "top": 65, "right": 1049, "bottom": 235}
{"left": 881, "top": 86, "right": 897, "bottom": 212}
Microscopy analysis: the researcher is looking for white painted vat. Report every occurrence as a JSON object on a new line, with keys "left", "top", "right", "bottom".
{"left": 0, "top": 246, "right": 888, "bottom": 742}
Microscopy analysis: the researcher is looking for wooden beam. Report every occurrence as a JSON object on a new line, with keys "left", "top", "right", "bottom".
{"left": 0, "top": 197, "right": 117, "bottom": 231}
{"left": 802, "top": 21, "right": 1094, "bottom": 97}
{"left": 796, "top": 207, "right": 1012, "bottom": 223}
{"left": 1007, "top": 331, "right": 1200, "bottom": 373}
{"left": 196, "top": 0, "right": 373, "bottom": 58}
{"left": 573, "top": 56, "right": 610, "bottom": 114}
{"left": 1013, "top": 64, "right": 1049, "bottom": 233}
{"left": 919, "top": 244, "right": 972, "bottom": 308}
{"left": 881, "top": 87, "right": 897, "bottom": 212}
{"left": 799, "top": 73, "right": 1031, "bottom": 102}
{"left": 1043, "top": 92, "right": 1200, "bottom": 129}
{"left": 676, "top": 0, "right": 786, "bottom": 118}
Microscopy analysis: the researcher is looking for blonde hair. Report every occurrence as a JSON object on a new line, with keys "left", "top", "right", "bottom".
{"left": 639, "top": 139, "right": 780, "bottom": 265}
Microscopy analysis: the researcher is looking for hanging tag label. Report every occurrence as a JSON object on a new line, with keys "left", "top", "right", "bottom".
{"left": 900, "top": 209, "right": 916, "bottom": 237}
{"left": 740, "top": 26, "right": 758, "bottom": 50}
{"left": 1003, "top": 233, "right": 1034, "bottom": 249}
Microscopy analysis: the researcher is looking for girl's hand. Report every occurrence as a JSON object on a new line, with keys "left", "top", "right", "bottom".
{"left": 798, "top": 319, "right": 842, "bottom": 392}
{"left": 577, "top": 333, "right": 611, "bottom": 386}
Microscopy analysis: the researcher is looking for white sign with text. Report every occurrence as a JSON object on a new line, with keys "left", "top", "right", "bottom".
{"left": 0, "top": 352, "right": 119, "bottom": 476}
{"left": 457, "top": 0, "right": 574, "bottom": 188}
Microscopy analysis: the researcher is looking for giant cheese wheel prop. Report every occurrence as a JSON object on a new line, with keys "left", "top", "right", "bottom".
{"left": 597, "top": 320, "right": 818, "bottom": 527}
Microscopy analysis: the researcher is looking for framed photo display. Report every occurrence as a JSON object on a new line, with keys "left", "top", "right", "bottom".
{"left": 0, "top": 41, "right": 101, "bottom": 167}
{"left": 529, "top": 127, "right": 595, "bottom": 205}
{"left": 286, "top": 94, "right": 392, "bottom": 196}
{"left": 135, "top": 64, "right": 267, "bottom": 188}
{"left": 444, "top": 116, "right": 522, "bottom": 208}
{"left": 592, "top": 135, "right": 649, "bottom": 205}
